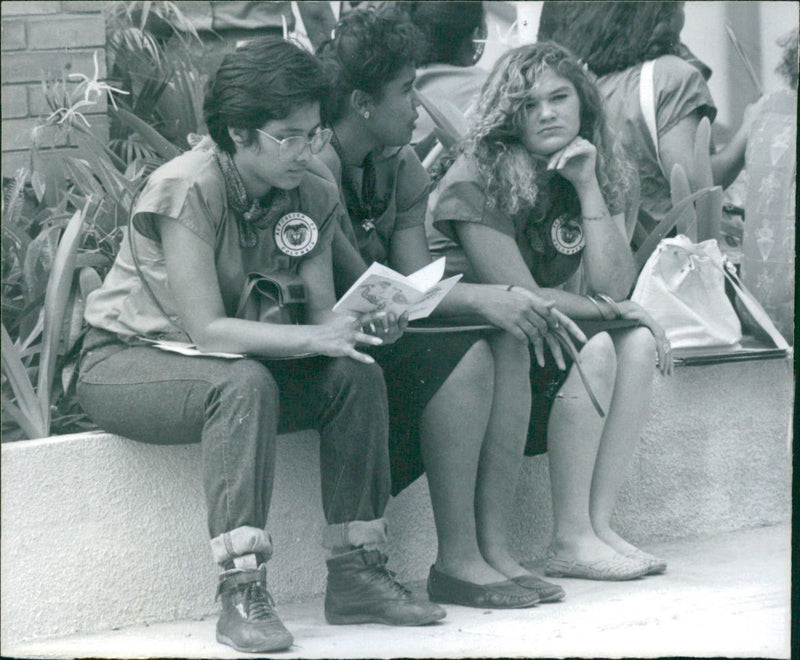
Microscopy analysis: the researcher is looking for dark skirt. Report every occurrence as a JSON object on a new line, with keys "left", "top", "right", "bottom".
{"left": 525, "top": 345, "right": 573, "bottom": 456}
{"left": 369, "top": 329, "right": 484, "bottom": 495}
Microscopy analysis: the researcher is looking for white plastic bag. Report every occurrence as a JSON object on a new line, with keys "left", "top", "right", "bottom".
{"left": 631, "top": 235, "right": 741, "bottom": 349}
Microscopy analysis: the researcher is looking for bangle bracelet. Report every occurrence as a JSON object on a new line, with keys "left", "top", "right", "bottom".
{"left": 596, "top": 293, "right": 622, "bottom": 319}
{"left": 581, "top": 213, "right": 611, "bottom": 222}
{"left": 585, "top": 295, "right": 610, "bottom": 319}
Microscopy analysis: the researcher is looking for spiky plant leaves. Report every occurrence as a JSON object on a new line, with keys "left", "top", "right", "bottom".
{"left": 634, "top": 186, "right": 720, "bottom": 271}
{"left": 112, "top": 107, "right": 181, "bottom": 161}
{"left": 37, "top": 206, "right": 87, "bottom": 433}
{"left": 669, "top": 164, "right": 696, "bottom": 240}
{"left": 1, "top": 324, "right": 47, "bottom": 439}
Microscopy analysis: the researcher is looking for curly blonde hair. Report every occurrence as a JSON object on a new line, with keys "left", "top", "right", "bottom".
{"left": 462, "top": 42, "right": 634, "bottom": 217}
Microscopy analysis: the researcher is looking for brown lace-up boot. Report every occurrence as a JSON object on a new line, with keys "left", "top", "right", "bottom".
{"left": 324, "top": 548, "right": 447, "bottom": 626}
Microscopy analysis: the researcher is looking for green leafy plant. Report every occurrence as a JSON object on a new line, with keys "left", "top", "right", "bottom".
{"left": 2, "top": 2, "right": 204, "bottom": 441}
{"left": 1, "top": 204, "right": 96, "bottom": 439}
{"left": 105, "top": 1, "right": 205, "bottom": 154}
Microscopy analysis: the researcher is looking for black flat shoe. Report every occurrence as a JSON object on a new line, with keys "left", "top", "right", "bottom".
{"left": 426, "top": 565, "right": 540, "bottom": 609}
{"left": 510, "top": 574, "right": 566, "bottom": 602}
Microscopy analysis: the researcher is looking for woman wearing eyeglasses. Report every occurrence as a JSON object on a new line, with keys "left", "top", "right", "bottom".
{"left": 77, "top": 38, "right": 446, "bottom": 655}
{"left": 317, "top": 6, "right": 587, "bottom": 610}
{"left": 404, "top": 1, "right": 489, "bottom": 160}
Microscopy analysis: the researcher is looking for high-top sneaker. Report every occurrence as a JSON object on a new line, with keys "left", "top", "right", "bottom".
{"left": 325, "top": 548, "right": 446, "bottom": 626}
{"left": 216, "top": 564, "right": 293, "bottom": 652}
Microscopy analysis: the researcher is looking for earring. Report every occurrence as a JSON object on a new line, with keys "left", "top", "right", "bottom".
{"left": 363, "top": 111, "right": 370, "bottom": 119}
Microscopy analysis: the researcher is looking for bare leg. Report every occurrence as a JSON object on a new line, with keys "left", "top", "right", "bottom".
{"left": 546, "top": 332, "right": 621, "bottom": 563}
{"left": 474, "top": 332, "right": 534, "bottom": 578}
{"left": 420, "top": 340, "right": 510, "bottom": 585}
{"left": 590, "top": 326, "right": 656, "bottom": 554}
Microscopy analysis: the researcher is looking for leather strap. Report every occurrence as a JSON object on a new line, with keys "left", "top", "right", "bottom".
{"left": 128, "top": 212, "right": 180, "bottom": 329}
{"left": 235, "top": 275, "right": 262, "bottom": 319}
{"left": 216, "top": 565, "right": 267, "bottom": 598}
{"left": 551, "top": 324, "right": 605, "bottom": 418}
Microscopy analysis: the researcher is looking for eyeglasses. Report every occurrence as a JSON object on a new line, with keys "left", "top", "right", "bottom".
{"left": 471, "top": 25, "right": 488, "bottom": 64}
{"left": 256, "top": 127, "right": 333, "bottom": 161}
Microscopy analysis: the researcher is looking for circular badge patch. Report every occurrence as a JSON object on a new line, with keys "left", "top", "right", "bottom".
{"left": 550, "top": 214, "right": 586, "bottom": 255}
{"left": 274, "top": 212, "right": 319, "bottom": 257}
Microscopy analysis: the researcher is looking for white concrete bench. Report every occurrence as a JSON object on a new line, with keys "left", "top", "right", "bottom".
{"left": 1, "top": 358, "right": 792, "bottom": 648}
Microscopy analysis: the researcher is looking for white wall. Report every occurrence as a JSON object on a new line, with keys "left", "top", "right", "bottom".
{"left": 682, "top": 2, "right": 733, "bottom": 125}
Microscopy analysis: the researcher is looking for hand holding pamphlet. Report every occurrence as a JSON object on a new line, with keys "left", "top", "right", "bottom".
{"left": 333, "top": 257, "right": 461, "bottom": 321}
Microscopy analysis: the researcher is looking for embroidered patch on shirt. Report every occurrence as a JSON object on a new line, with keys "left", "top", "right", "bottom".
{"left": 550, "top": 214, "right": 585, "bottom": 255}
{"left": 274, "top": 212, "right": 319, "bottom": 257}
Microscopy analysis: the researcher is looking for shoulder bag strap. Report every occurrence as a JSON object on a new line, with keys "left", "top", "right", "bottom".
{"left": 719, "top": 260, "right": 790, "bottom": 350}
{"left": 639, "top": 60, "right": 666, "bottom": 177}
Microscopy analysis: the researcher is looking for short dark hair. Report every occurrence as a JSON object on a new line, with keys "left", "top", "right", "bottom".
{"left": 537, "top": 1, "right": 684, "bottom": 76}
{"left": 204, "top": 37, "right": 328, "bottom": 154}
{"left": 318, "top": 6, "right": 426, "bottom": 125}
{"left": 407, "top": 1, "right": 485, "bottom": 66}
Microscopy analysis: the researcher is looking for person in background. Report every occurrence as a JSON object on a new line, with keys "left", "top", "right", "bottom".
{"left": 318, "top": 6, "right": 584, "bottom": 608}
{"left": 405, "top": 1, "right": 489, "bottom": 161}
{"left": 739, "top": 31, "right": 797, "bottom": 343}
{"left": 152, "top": 1, "right": 295, "bottom": 74}
{"left": 674, "top": 41, "right": 712, "bottom": 82}
{"left": 77, "top": 38, "right": 446, "bottom": 655}
{"left": 537, "top": 1, "right": 766, "bottom": 247}
{"left": 428, "top": 42, "right": 673, "bottom": 581}
{"left": 293, "top": 1, "right": 340, "bottom": 52}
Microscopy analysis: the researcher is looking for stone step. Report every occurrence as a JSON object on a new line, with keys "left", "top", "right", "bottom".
{"left": 0, "top": 358, "right": 793, "bottom": 648}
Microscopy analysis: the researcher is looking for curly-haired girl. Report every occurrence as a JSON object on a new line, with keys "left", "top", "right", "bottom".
{"left": 538, "top": 1, "right": 767, "bottom": 246}
{"left": 428, "top": 42, "right": 673, "bottom": 580}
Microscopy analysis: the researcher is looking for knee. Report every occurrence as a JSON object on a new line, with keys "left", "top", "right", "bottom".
{"left": 324, "top": 358, "right": 388, "bottom": 453}
{"left": 493, "top": 330, "right": 531, "bottom": 371}
{"left": 619, "top": 326, "right": 657, "bottom": 368}
{"left": 328, "top": 357, "right": 387, "bottom": 403}
{"left": 213, "top": 359, "right": 279, "bottom": 409}
{"left": 577, "top": 332, "right": 617, "bottom": 389}
{"left": 448, "top": 339, "right": 495, "bottom": 397}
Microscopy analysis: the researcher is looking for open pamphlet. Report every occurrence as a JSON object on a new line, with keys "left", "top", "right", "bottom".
{"left": 333, "top": 257, "right": 461, "bottom": 321}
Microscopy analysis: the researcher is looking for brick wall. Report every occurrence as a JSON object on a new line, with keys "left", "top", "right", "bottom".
{"left": 1, "top": 1, "right": 107, "bottom": 180}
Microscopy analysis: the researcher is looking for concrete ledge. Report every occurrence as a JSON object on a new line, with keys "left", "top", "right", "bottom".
{"left": 1, "top": 358, "right": 793, "bottom": 647}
